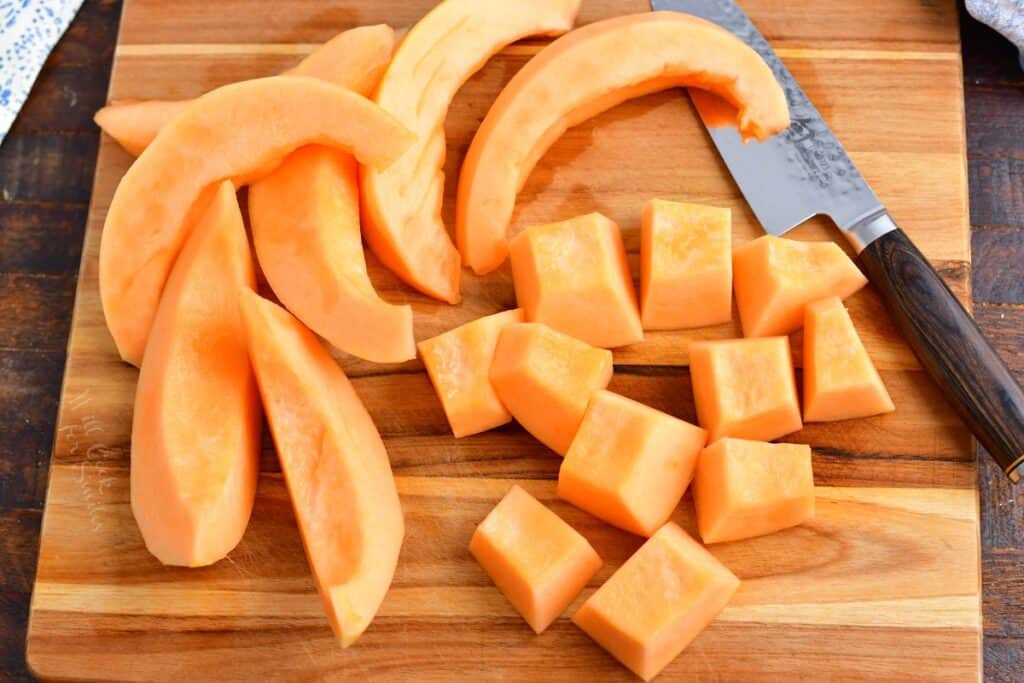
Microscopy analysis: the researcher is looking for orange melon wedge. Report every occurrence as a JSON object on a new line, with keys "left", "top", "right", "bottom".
{"left": 99, "top": 76, "right": 415, "bottom": 366}
{"left": 733, "top": 235, "right": 868, "bottom": 337}
{"left": 470, "top": 485, "right": 602, "bottom": 634}
{"left": 240, "top": 290, "right": 404, "bottom": 647}
{"left": 803, "top": 296, "right": 895, "bottom": 422}
{"left": 457, "top": 11, "right": 790, "bottom": 275}
{"left": 131, "top": 181, "right": 260, "bottom": 568}
{"left": 573, "top": 522, "right": 740, "bottom": 681}
{"left": 94, "top": 25, "right": 396, "bottom": 155}
{"left": 361, "top": 0, "right": 582, "bottom": 303}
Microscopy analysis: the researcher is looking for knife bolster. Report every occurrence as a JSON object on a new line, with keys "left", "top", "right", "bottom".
{"left": 843, "top": 211, "right": 898, "bottom": 253}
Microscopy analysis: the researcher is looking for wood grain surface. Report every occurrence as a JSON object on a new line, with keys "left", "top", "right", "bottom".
{"left": 3, "top": 0, "right": 1020, "bottom": 679}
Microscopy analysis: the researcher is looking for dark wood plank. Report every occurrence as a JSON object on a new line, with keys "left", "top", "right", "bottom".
{"left": 972, "top": 228, "right": 1024, "bottom": 304}
{"left": 0, "top": 509, "right": 42, "bottom": 683}
{"left": 0, "top": 274, "right": 77, "bottom": 352}
{"left": 985, "top": 636, "right": 1024, "bottom": 683}
{"left": 967, "top": 156, "right": 1024, "bottom": 228}
{"left": 9, "top": 65, "right": 112, "bottom": 135}
{"left": 965, "top": 87, "right": 1024, "bottom": 157}
{"left": 961, "top": 4, "right": 1024, "bottom": 88}
{"left": 0, "top": 203, "right": 87, "bottom": 275}
{"left": 0, "top": 134, "right": 99, "bottom": 204}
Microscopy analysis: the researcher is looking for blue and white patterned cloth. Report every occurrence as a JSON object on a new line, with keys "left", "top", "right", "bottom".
{"left": 0, "top": 0, "right": 85, "bottom": 146}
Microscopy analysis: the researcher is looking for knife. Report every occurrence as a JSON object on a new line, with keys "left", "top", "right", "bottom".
{"left": 653, "top": 0, "right": 1024, "bottom": 481}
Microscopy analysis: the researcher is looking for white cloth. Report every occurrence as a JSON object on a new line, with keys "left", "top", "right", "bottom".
{"left": 967, "top": 0, "right": 1024, "bottom": 69}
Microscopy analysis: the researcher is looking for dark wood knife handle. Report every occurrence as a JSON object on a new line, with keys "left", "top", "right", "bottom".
{"left": 857, "top": 226, "right": 1024, "bottom": 479}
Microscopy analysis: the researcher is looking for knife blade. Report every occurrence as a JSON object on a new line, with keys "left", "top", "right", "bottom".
{"left": 653, "top": 0, "right": 1024, "bottom": 480}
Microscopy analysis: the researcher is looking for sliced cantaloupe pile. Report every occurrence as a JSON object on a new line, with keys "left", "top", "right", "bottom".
{"left": 99, "top": 76, "right": 415, "bottom": 366}
{"left": 641, "top": 199, "right": 733, "bottom": 330}
{"left": 558, "top": 390, "right": 707, "bottom": 537}
{"left": 362, "top": 0, "right": 582, "bottom": 304}
{"left": 693, "top": 438, "right": 815, "bottom": 544}
{"left": 803, "top": 296, "right": 895, "bottom": 422}
{"left": 418, "top": 308, "right": 525, "bottom": 438}
{"left": 490, "top": 322, "right": 613, "bottom": 456}
{"left": 733, "top": 234, "right": 868, "bottom": 338}
{"left": 573, "top": 522, "right": 740, "bottom": 682}
{"left": 248, "top": 146, "right": 414, "bottom": 363}
{"left": 94, "top": 24, "right": 396, "bottom": 156}
{"left": 470, "top": 485, "right": 602, "bottom": 634}
{"left": 510, "top": 213, "right": 643, "bottom": 349}
{"left": 457, "top": 11, "right": 790, "bottom": 275}
{"left": 239, "top": 290, "right": 404, "bottom": 647}
{"left": 131, "top": 181, "right": 260, "bottom": 568}
{"left": 690, "top": 337, "right": 802, "bottom": 443}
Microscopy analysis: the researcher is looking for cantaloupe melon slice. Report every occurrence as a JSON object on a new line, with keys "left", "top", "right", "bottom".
{"left": 803, "top": 296, "right": 895, "bottom": 422}
{"left": 490, "top": 322, "right": 613, "bottom": 456}
{"left": 94, "top": 25, "right": 396, "bottom": 155}
{"left": 558, "top": 390, "right": 707, "bottom": 537}
{"left": 131, "top": 181, "right": 260, "bottom": 568}
{"left": 361, "top": 0, "right": 582, "bottom": 304}
{"left": 248, "top": 146, "right": 414, "bottom": 363}
{"left": 690, "top": 337, "right": 802, "bottom": 443}
{"left": 470, "top": 485, "right": 602, "bottom": 634}
{"left": 573, "top": 522, "right": 740, "bottom": 681}
{"left": 418, "top": 308, "right": 525, "bottom": 438}
{"left": 693, "top": 438, "right": 814, "bottom": 544}
{"left": 457, "top": 11, "right": 790, "bottom": 275}
{"left": 510, "top": 213, "right": 643, "bottom": 348}
{"left": 733, "top": 235, "right": 868, "bottom": 338}
{"left": 239, "top": 290, "right": 404, "bottom": 647}
{"left": 99, "top": 76, "right": 415, "bottom": 366}
{"left": 641, "top": 200, "right": 732, "bottom": 330}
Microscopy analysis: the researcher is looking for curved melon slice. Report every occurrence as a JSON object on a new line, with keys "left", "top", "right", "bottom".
{"left": 249, "top": 146, "right": 414, "bottom": 363}
{"left": 239, "top": 290, "right": 404, "bottom": 647}
{"left": 131, "top": 181, "right": 260, "bottom": 567}
{"left": 456, "top": 11, "right": 790, "bottom": 275}
{"left": 361, "top": 0, "right": 582, "bottom": 303}
{"left": 99, "top": 76, "right": 415, "bottom": 366}
{"left": 94, "top": 25, "right": 396, "bottom": 156}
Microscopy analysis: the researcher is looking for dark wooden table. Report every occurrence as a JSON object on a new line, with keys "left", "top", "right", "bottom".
{"left": 1, "top": 1, "right": 1022, "bottom": 680}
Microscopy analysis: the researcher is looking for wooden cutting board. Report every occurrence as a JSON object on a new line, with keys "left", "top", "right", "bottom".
{"left": 26, "top": 0, "right": 979, "bottom": 680}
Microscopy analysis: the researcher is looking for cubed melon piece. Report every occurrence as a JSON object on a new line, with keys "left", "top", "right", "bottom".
{"left": 490, "top": 322, "right": 614, "bottom": 455}
{"left": 803, "top": 296, "right": 895, "bottom": 422}
{"left": 640, "top": 199, "right": 732, "bottom": 330}
{"left": 418, "top": 309, "right": 525, "bottom": 438}
{"left": 558, "top": 390, "right": 707, "bottom": 536}
{"left": 470, "top": 485, "right": 602, "bottom": 633}
{"left": 572, "top": 522, "right": 739, "bottom": 681}
{"left": 733, "top": 235, "right": 868, "bottom": 337}
{"left": 693, "top": 438, "right": 815, "bottom": 544}
{"left": 690, "top": 337, "right": 802, "bottom": 442}
{"left": 510, "top": 213, "right": 643, "bottom": 348}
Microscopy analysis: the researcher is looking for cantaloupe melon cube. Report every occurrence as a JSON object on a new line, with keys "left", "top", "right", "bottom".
{"left": 558, "top": 390, "right": 707, "bottom": 536}
{"left": 418, "top": 309, "right": 525, "bottom": 437}
{"left": 803, "top": 296, "right": 895, "bottom": 422}
{"left": 510, "top": 212, "right": 643, "bottom": 348}
{"left": 640, "top": 199, "right": 732, "bottom": 330}
{"left": 690, "top": 337, "right": 802, "bottom": 443}
{"left": 490, "top": 323, "right": 614, "bottom": 455}
{"left": 470, "top": 485, "right": 602, "bottom": 634}
{"left": 692, "top": 438, "right": 815, "bottom": 544}
{"left": 733, "top": 235, "right": 867, "bottom": 337}
{"left": 572, "top": 522, "right": 739, "bottom": 681}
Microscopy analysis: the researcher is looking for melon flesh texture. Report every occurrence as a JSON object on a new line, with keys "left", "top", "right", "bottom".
{"left": 99, "top": 76, "right": 415, "bottom": 367}
{"left": 693, "top": 438, "right": 815, "bottom": 544}
{"left": 572, "top": 522, "right": 740, "bottom": 682}
{"left": 558, "top": 390, "right": 707, "bottom": 537}
{"left": 641, "top": 200, "right": 732, "bottom": 330}
{"left": 362, "top": 0, "right": 582, "bottom": 304}
{"left": 470, "top": 485, "right": 602, "bottom": 634}
{"left": 248, "top": 146, "right": 414, "bottom": 363}
{"left": 490, "top": 323, "right": 613, "bottom": 456}
{"left": 803, "top": 296, "right": 895, "bottom": 422}
{"left": 733, "top": 235, "right": 868, "bottom": 338}
{"left": 456, "top": 11, "right": 790, "bottom": 275}
{"left": 510, "top": 213, "right": 643, "bottom": 348}
{"left": 131, "top": 181, "right": 260, "bottom": 567}
{"left": 94, "top": 25, "right": 396, "bottom": 156}
{"left": 690, "top": 337, "right": 802, "bottom": 443}
{"left": 418, "top": 308, "right": 525, "bottom": 438}
{"left": 239, "top": 290, "right": 404, "bottom": 647}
